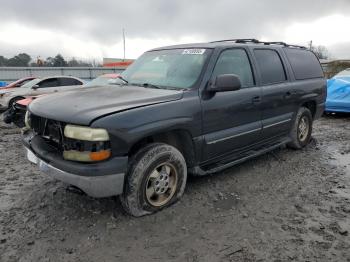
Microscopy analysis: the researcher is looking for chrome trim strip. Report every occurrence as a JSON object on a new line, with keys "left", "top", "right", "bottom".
{"left": 207, "top": 127, "right": 261, "bottom": 145}
{"left": 263, "top": 118, "right": 291, "bottom": 129}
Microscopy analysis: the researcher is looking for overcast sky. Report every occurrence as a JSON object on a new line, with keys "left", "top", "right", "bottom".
{"left": 1, "top": 0, "right": 350, "bottom": 61}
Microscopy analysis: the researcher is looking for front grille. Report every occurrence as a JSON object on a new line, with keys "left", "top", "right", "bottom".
{"left": 30, "top": 114, "right": 111, "bottom": 154}
{"left": 30, "top": 114, "right": 66, "bottom": 151}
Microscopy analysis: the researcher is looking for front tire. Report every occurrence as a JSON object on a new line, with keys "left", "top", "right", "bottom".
{"left": 120, "top": 143, "right": 187, "bottom": 217}
{"left": 8, "top": 96, "right": 24, "bottom": 108}
{"left": 287, "top": 107, "right": 313, "bottom": 149}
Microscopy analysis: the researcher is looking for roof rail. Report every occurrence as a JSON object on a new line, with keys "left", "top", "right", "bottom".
{"left": 210, "top": 39, "right": 260, "bottom": 44}
{"left": 209, "top": 39, "right": 306, "bottom": 49}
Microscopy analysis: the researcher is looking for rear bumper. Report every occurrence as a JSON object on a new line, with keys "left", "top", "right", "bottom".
{"left": 23, "top": 132, "right": 128, "bottom": 198}
{"left": 325, "top": 101, "right": 350, "bottom": 113}
{"left": 314, "top": 102, "right": 325, "bottom": 119}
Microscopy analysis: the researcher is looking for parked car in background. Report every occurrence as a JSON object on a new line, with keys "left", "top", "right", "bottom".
{"left": 325, "top": 69, "right": 350, "bottom": 113}
{"left": 0, "top": 77, "right": 37, "bottom": 89}
{"left": 3, "top": 96, "right": 40, "bottom": 127}
{"left": 85, "top": 73, "right": 120, "bottom": 87}
{"left": 23, "top": 39, "right": 326, "bottom": 216}
{"left": 0, "top": 76, "right": 84, "bottom": 110}
{"left": 2, "top": 74, "right": 121, "bottom": 126}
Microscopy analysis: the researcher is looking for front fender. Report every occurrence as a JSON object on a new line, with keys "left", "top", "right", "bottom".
{"left": 91, "top": 92, "right": 202, "bottom": 156}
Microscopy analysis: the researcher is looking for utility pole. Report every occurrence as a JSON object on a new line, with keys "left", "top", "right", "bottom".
{"left": 123, "top": 28, "right": 126, "bottom": 61}
{"left": 308, "top": 40, "right": 313, "bottom": 50}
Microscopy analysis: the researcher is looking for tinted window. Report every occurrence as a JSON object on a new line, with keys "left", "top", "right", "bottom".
{"left": 60, "top": 78, "right": 82, "bottom": 86}
{"left": 212, "top": 49, "right": 254, "bottom": 87}
{"left": 284, "top": 48, "right": 324, "bottom": 80}
{"left": 38, "top": 78, "right": 59, "bottom": 88}
{"left": 18, "top": 79, "right": 33, "bottom": 87}
{"left": 254, "top": 49, "right": 286, "bottom": 85}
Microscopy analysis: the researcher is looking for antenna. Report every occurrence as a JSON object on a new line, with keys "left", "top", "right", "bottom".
{"left": 123, "top": 28, "right": 126, "bottom": 61}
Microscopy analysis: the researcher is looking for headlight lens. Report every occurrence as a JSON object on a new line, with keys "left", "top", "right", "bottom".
{"left": 63, "top": 125, "right": 111, "bottom": 162}
{"left": 64, "top": 125, "right": 109, "bottom": 141}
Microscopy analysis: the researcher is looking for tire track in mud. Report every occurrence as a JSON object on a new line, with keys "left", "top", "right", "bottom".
{"left": 0, "top": 115, "right": 350, "bottom": 262}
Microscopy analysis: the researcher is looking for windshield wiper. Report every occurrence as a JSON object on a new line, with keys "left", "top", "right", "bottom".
{"left": 141, "top": 83, "right": 162, "bottom": 89}
{"left": 117, "top": 75, "right": 128, "bottom": 84}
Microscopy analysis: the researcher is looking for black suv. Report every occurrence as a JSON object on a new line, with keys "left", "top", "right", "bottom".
{"left": 23, "top": 39, "right": 326, "bottom": 216}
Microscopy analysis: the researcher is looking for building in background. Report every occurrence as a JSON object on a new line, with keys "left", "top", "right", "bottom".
{"left": 103, "top": 58, "right": 134, "bottom": 68}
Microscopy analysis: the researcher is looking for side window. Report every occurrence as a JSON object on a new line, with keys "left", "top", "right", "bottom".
{"left": 254, "top": 49, "right": 287, "bottom": 85}
{"left": 284, "top": 48, "right": 324, "bottom": 80}
{"left": 18, "top": 79, "right": 32, "bottom": 87}
{"left": 38, "top": 78, "right": 59, "bottom": 88}
{"left": 212, "top": 49, "right": 254, "bottom": 88}
{"left": 59, "top": 78, "right": 82, "bottom": 86}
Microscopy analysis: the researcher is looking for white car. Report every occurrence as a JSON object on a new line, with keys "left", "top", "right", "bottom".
{"left": 0, "top": 76, "right": 84, "bottom": 110}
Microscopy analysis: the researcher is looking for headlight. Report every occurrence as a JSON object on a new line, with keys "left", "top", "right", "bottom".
{"left": 63, "top": 125, "right": 111, "bottom": 162}
{"left": 64, "top": 125, "right": 109, "bottom": 141}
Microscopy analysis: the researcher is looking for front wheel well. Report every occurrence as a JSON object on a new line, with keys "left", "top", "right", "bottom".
{"left": 128, "top": 130, "right": 196, "bottom": 168}
{"left": 8, "top": 96, "right": 25, "bottom": 107}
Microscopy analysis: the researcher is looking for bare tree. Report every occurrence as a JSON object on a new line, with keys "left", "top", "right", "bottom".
{"left": 311, "top": 45, "right": 330, "bottom": 60}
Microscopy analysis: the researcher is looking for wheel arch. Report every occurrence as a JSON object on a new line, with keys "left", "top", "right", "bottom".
{"left": 301, "top": 100, "right": 317, "bottom": 119}
{"left": 8, "top": 96, "right": 25, "bottom": 107}
{"left": 128, "top": 129, "right": 197, "bottom": 168}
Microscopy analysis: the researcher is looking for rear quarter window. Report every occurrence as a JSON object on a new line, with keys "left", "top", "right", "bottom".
{"left": 284, "top": 48, "right": 324, "bottom": 80}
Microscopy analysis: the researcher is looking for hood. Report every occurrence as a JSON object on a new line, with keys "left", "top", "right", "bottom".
{"left": 327, "top": 78, "right": 350, "bottom": 101}
{"left": 29, "top": 85, "right": 184, "bottom": 125}
{"left": 0, "top": 87, "right": 29, "bottom": 96}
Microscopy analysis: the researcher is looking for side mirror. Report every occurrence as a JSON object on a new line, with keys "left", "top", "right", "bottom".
{"left": 32, "top": 85, "right": 39, "bottom": 90}
{"left": 209, "top": 74, "right": 241, "bottom": 92}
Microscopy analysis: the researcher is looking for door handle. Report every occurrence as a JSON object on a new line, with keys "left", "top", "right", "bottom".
{"left": 252, "top": 96, "right": 261, "bottom": 104}
{"left": 284, "top": 91, "right": 292, "bottom": 99}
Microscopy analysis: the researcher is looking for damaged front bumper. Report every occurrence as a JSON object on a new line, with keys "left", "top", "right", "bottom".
{"left": 23, "top": 132, "right": 128, "bottom": 198}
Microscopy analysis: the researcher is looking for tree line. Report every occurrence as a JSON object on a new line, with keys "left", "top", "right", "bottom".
{"left": 0, "top": 53, "right": 96, "bottom": 67}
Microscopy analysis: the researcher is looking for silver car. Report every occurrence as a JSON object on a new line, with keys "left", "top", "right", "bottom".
{"left": 0, "top": 76, "right": 84, "bottom": 110}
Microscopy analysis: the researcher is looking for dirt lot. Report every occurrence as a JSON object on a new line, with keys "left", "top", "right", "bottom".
{"left": 0, "top": 115, "right": 349, "bottom": 262}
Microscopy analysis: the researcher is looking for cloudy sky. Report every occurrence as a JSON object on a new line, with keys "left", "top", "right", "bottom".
{"left": 1, "top": 0, "right": 350, "bottom": 61}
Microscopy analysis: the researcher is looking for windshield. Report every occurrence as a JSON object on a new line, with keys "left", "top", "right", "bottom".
{"left": 119, "top": 48, "right": 210, "bottom": 89}
{"left": 21, "top": 78, "right": 41, "bottom": 88}
{"left": 85, "top": 75, "right": 116, "bottom": 87}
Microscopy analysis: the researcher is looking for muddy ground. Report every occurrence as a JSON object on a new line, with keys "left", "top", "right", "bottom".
{"left": 0, "top": 114, "right": 349, "bottom": 262}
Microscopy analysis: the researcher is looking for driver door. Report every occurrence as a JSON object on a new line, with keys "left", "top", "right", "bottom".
{"left": 201, "top": 48, "right": 263, "bottom": 161}
{"left": 31, "top": 78, "right": 60, "bottom": 95}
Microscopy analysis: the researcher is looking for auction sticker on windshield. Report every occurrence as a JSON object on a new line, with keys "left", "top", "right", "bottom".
{"left": 182, "top": 49, "right": 206, "bottom": 55}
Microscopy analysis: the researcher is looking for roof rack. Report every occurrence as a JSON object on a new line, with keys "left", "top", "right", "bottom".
{"left": 210, "top": 39, "right": 260, "bottom": 44}
{"left": 209, "top": 39, "right": 306, "bottom": 49}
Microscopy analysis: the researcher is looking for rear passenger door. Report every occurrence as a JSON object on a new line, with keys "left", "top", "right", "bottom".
{"left": 252, "top": 48, "right": 297, "bottom": 140}
{"left": 201, "top": 48, "right": 263, "bottom": 160}
{"left": 58, "top": 77, "right": 84, "bottom": 91}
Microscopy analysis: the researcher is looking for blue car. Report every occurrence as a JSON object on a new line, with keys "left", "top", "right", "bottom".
{"left": 325, "top": 69, "right": 350, "bottom": 113}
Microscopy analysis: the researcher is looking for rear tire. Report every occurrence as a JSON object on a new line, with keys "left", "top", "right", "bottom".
{"left": 287, "top": 107, "right": 313, "bottom": 149}
{"left": 120, "top": 143, "right": 187, "bottom": 217}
